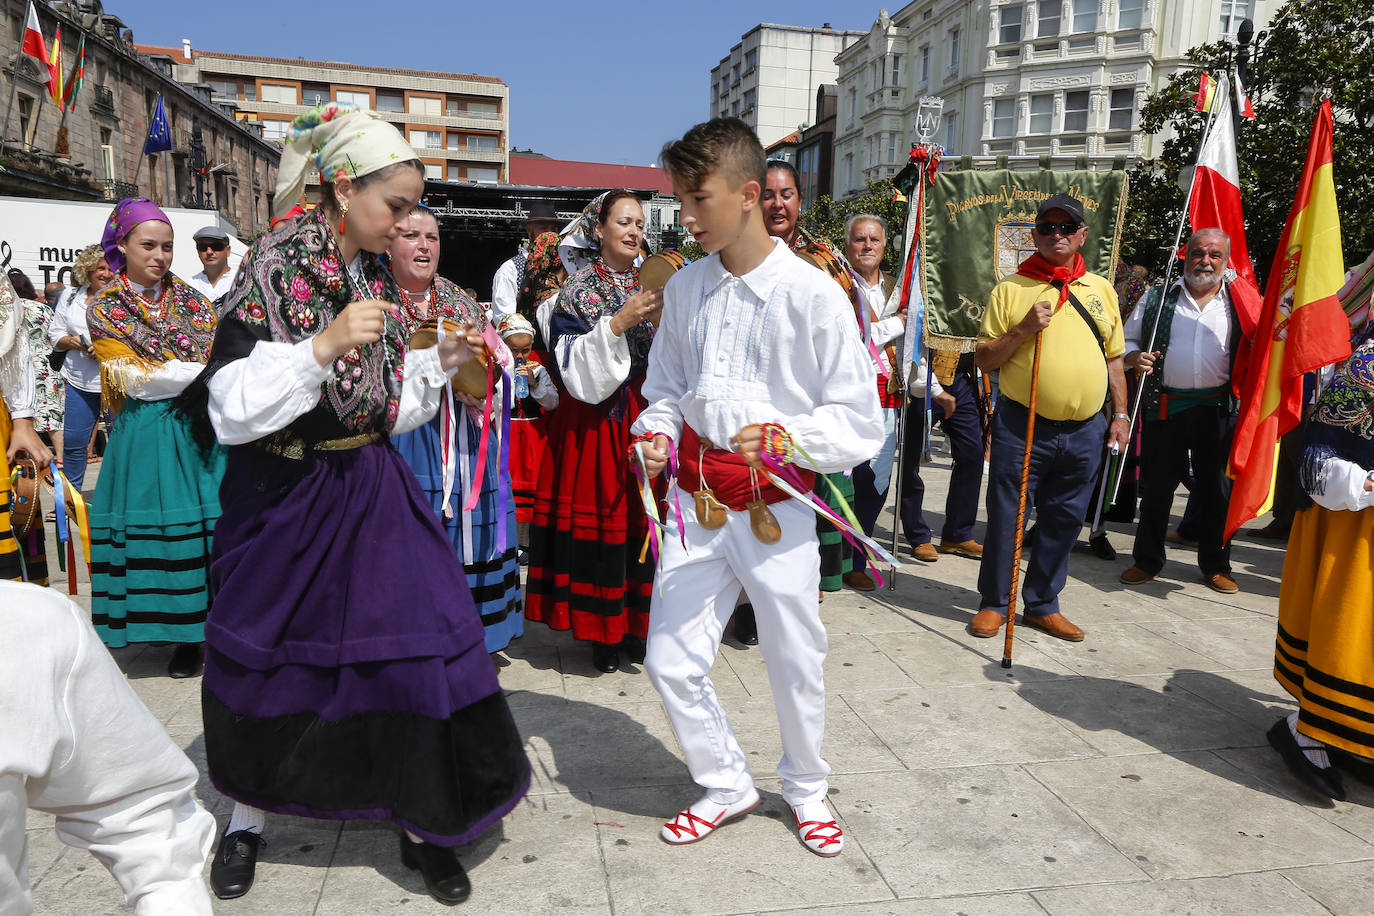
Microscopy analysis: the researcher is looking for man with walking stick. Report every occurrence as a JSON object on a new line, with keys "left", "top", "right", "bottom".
{"left": 969, "top": 194, "right": 1130, "bottom": 645}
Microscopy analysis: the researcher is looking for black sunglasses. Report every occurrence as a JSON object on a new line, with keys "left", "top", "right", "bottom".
{"left": 1035, "top": 221, "right": 1082, "bottom": 237}
{"left": 196, "top": 240, "right": 228, "bottom": 252}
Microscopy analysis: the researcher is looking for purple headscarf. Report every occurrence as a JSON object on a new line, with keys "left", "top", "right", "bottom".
{"left": 101, "top": 197, "right": 172, "bottom": 274}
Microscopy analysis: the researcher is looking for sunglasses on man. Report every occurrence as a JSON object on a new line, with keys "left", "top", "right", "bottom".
{"left": 1035, "top": 221, "right": 1082, "bottom": 237}
{"left": 196, "top": 240, "right": 228, "bottom": 252}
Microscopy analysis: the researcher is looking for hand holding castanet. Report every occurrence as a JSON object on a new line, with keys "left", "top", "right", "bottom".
{"left": 608, "top": 288, "right": 664, "bottom": 337}
{"left": 313, "top": 299, "right": 397, "bottom": 366}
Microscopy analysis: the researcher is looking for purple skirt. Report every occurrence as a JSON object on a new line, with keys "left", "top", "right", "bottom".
{"left": 202, "top": 441, "right": 530, "bottom": 846}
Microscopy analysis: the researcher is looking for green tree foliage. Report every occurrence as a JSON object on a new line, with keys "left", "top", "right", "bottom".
{"left": 800, "top": 179, "right": 909, "bottom": 273}
{"left": 1126, "top": 0, "right": 1374, "bottom": 282}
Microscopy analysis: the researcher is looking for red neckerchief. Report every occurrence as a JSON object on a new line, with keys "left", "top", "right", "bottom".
{"left": 1016, "top": 252, "right": 1086, "bottom": 308}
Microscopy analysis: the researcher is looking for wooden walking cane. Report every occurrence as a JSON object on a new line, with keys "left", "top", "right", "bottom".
{"left": 1001, "top": 330, "right": 1044, "bottom": 669}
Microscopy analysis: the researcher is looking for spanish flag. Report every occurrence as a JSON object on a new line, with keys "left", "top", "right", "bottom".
{"left": 1194, "top": 72, "right": 1218, "bottom": 113}
{"left": 47, "top": 28, "right": 62, "bottom": 106}
{"left": 1224, "top": 99, "right": 1349, "bottom": 540}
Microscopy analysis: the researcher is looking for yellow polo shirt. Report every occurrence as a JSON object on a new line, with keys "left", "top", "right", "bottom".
{"left": 979, "top": 271, "right": 1124, "bottom": 422}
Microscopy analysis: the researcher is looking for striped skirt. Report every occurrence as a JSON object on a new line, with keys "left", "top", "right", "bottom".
{"left": 89, "top": 398, "right": 226, "bottom": 647}
{"left": 817, "top": 471, "right": 854, "bottom": 591}
{"left": 1274, "top": 504, "right": 1374, "bottom": 759}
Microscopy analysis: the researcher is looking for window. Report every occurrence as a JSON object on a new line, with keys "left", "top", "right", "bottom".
{"left": 17, "top": 94, "right": 33, "bottom": 145}
{"left": 410, "top": 129, "right": 441, "bottom": 149}
{"left": 1109, "top": 88, "right": 1136, "bottom": 130}
{"left": 870, "top": 60, "right": 880, "bottom": 90}
{"left": 1118, "top": 0, "right": 1143, "bottom": 29}
{"left": 423, "top": 163, "right": 442, "bottom": 180}
{"left": 259, "top": 84, "right": 297, "bottom": 105}
{"left": 409, "top": 96, "right": 441, "bottom": 117}
{"left": 1029, "top": 93, "right": 1053, "bottom": 133}
{"left": 731, "top": 100, "right": 740, "bottom": 117}
{"left": 891, "top": 54, "right": 902, "bottom": 86}
{"left": 448, "top": 164, "right": 463, "bottom": 181}
{"left": 887, "top": 131, "right": 898, "bottom": 163}
{"left": 1071, "top": 0, "right": 1097, "bottom": 33}
{"left": 243, "top": 83, "right": 256, "bottom": 102}
{"left": 1063, "top": 90, "right": 1089, "bottom": 131}
{"left": 744, "top": 49, "right": 757, "bottom": 72}
{"left": 1219, "top": 0, "right": 1249, "bottom": 36}
{"left": 261, "top": 119, "right": 289, "bottom": 140}
{"left": 1000, "top": 4, "right": 1024, "bottom": 43}
{"left": 376, "top": 92, "right": 404, "bottom": 113}
{"left": 992, "top": 98, "right": 1014, "bottom": 138}
{"left": 865, "top": 136, "right": 874, "bottom": 168}
{"left": 335, "top": 90, "right": 370, "bottom": 108}
{"left": 469, "top": 134, "right": 499, "bottom": 152}
{"left": 1038, "top": 1, "right": 1061, "bottom": 37}
{"left": 846, "top": 88, "right": 856, "bottom": 127}
{"left": 469, "top": 166, "right": 499, "bottom": 184}
{"left": 919, "top": 46, "right": 930, "bottom": 85}
{"left": 207, "top": 79, "right": 236, "bottom": 99}
{"left": 465, "top": 100, "right": 499, "bottom": 119}
{"left": 743, "top": 89, "right": 756, "bottom": 112}
{"left": 943, "top": 112, "right": 958, "bottom": 153}
{"left": 948, "top": 29, "right": 961, "bottom": 75}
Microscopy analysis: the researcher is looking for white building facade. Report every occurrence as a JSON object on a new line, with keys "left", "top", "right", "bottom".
{"left": 710, "top": 23, "right": 866, "bottom": 148}
{"left": 831, "top": 0, "right": 1276, "bottom": 199}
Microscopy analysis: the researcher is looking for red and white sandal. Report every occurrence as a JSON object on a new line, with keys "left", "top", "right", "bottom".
{"left": 659, "top": 789, "right": 761, "bottom": 845}
{"left": 793, "top": 801, "right": 844, "bottom": 857}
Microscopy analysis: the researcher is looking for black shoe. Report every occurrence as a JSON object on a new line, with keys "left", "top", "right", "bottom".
{"left": 621, "top": 634, "right": 647, "bottom": 665}
{"left": 1266, "top": 718, "right": 1346, "bottom": 801}
{"left": 210, "top": 829, "right": 264, "bottom": 900}
{"left": 400, "top": 835, "right": 471, "bottom": 905}
{"left": 1253, "top": 521, "right": 1291, "bottom": 540}
{"left": 733, "top": 604, "right": 758, "bottom": 646}
{"left": 168, "top": 643, "right": 203, "bottom": 679}
{"left": 592, "top": 643, "right": 620, "bottom": 674}
{"left": 1088, "top": 532, "right": 1117, "bottom": 561}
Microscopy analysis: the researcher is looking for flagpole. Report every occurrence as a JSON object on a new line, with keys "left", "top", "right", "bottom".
{"left": 1109, "top": 70, "right": 1231, "bottom": 507}
{"left": 55, "top": 33, "right": 83, "bottom": 135}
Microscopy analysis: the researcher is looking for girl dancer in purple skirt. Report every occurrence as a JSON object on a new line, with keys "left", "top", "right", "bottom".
{"left": 186, "top": 104, "right": 530, "bottom": 906}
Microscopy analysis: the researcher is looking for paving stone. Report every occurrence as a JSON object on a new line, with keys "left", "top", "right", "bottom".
{"left": 1032, "top": 872, "right": 1331, "bottom": 914}
{"left": 1214, "top": 745, "right": 1374, "bottom": 845}
{"left": 593, "top": 782, "right": 892, "bottom": 916}
{"left": 843, "top": 684, "right": 1100, "bottom": 770}
{"left": 874, "top": 629, "right": 1077, "bottom": 688}
{"left": 836, "top": 767, "right": 1143, "bottom": 897}
{"left": 1017, "top": 622, "right": 1230, "bottom": 678}
{"left": 1281, "top": 861, "right": 1374, "bottom": 915}
{"left": 723, "top": 633, "right": 917, "bottom": 696}
{"left": 754, "top": 894, "right": 1045, "bottom": 915}
{"left": 1013, "top": 675, "right": 1260, "bottom": 756}
{"left": 1027, "top": 751, "right": 1374, "bottom": 878}
{"left": 1137, "top": 616, "right": 1286, "bottom": 671}
{"left": 725, "top": 693, "right": 907, "bottom": 780}
{"left": 1168, "top": 668, "right": 1296, "bottom": 730}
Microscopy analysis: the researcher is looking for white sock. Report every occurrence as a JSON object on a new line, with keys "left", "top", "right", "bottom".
{"left": 405, "top": 830, "right": 425, "bottom": 844}
{"left": 1288, "top": 712, "right": 1332, "bottom": 769}
{"left": 227, "top": 802, "right": 266, "bottom": 836}
{"left": 791, "top": 799, "right": 834, "bottom": 824}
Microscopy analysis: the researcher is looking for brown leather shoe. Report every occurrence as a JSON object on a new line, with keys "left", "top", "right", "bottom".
{"left": 842, "top": 570, "right": 876, "bottom": 592}
{"left": 1119, "top": 566, "right": 1155, "bottom": 585}
{"left": 969, "top": 608, "right": 1005, "bottom": 638}
{"left": 1204, "top": 573, "right": 1239, "bottom": 594}
{"left": 1166, "top": 529, "right": 1199, "bottom": 548}
{"left": 1022, "top": 613, "right": 1084, "bottom": 642}
{"left": 938, "top": 539, "right": 983, "bottom": 559}
{"left": 911, "top": 543, "right": 939, "bottom": 563}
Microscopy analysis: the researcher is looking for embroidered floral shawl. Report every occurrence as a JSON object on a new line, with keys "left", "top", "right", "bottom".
{"left": 216, "top": 207, "right": 406, "bottom": 435}
{"left": 551, "top": 261, "right": 654, "bottom": 366}
{"left": 398, "top": 275, "right": 484, "bottom": 333}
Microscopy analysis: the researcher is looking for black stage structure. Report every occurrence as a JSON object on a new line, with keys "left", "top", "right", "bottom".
{"left": 420, "top": 181, "right": 671, "bottom": 301}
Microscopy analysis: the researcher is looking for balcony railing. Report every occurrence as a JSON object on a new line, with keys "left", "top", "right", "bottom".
{"left": 91, "top": 85, "right": 116, "bottom": 116}
{"left": 102, "top": 179, "right": 139, "bottom": 201}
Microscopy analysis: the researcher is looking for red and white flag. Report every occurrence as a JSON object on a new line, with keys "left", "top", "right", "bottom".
{"left": 1233, "top": 70, "right": 1256, "bottom": 120}
{"left": 20, "top": 2, "right": 47, "bottom": 65}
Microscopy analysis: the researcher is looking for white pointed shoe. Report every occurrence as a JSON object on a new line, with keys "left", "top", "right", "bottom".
{"left": 659, "top": 788, "right": 761, "bottom": 845}
{"left": 793, "top": 800, "right": 844, "bottom": 857}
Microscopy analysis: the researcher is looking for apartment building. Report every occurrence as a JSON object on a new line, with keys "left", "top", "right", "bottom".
{"left": 830, "top": 0, "right": 1276, "bottom": 198}
{"left": 710, "top": 23, "right": 865, "bottom": 148}
{"left": 141, "top": 41, "right": 509, "bottom": 195}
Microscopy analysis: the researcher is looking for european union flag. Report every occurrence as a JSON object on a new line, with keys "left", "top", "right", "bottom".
{"left": 144, "top": 93, "right": 172, "bottom": 155}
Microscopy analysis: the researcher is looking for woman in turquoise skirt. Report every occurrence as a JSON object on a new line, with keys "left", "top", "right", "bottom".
{"left": 388, "top": 207, "right": 523, "bottom": 652}
{"left": 87, "top": 198, "right": 226, "bottom": 677}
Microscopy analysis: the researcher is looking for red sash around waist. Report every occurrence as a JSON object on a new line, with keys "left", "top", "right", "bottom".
{"left": 678, "top": 425, "right": 814, "bottom": 511}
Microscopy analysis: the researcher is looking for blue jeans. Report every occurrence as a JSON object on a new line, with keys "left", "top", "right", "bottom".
{"left": 977, "top": 398, "right": 1106, "bottom": 619}
{"left": 62, "top": 386, "right": 102, "bottom": 491}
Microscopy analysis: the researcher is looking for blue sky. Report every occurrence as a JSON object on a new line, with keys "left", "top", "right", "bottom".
{"left": 112, "top": 1, "right": 874, "bottom": 165}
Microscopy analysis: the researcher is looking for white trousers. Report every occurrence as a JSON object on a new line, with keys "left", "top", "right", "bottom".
{"left": 645, "top": 494, "right": 830, "bottom": 807}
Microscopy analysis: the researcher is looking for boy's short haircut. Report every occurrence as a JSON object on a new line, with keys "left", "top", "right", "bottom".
{"left": 660, "top": 118, "right": 767, "bottom": 192}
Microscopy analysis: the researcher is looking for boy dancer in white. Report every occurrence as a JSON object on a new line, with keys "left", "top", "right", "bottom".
{"left": 634, "top": 118, "right": 883, "bottom": 856}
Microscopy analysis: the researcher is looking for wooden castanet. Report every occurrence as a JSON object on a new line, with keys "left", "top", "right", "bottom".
{"left": 794, "top": 241, "right": 856, "bottom": 302}
{"left": 408, "top": 318, "right": 490, "bottom": 398}
{"left": 639, "top": 250, "right": 687, "bottom": 328}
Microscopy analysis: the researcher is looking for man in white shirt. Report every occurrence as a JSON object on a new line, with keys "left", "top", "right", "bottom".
{"left": 1120, "top": 228, "right": 1245, "bottom": 593}
{"left": 490, "top": 201, "right": 561, "bottom": 321}
{"left": 0, "top": 581, "right": 215, "bottom": 915}
{"left": 188, "top": 226, "right": 236, "bottom": 308}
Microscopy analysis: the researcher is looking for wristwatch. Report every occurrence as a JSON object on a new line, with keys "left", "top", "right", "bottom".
{"left": 1112, "top": 413, "right": 1129, "bottom": 421}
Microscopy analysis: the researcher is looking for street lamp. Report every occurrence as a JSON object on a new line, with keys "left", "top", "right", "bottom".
{"left": 183, "top": 123, "right": 212, "bottom": 209}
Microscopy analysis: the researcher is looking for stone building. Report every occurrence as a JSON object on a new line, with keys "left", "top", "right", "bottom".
{"left": 0, "top": 0, "right": 279, "bottom": 235}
